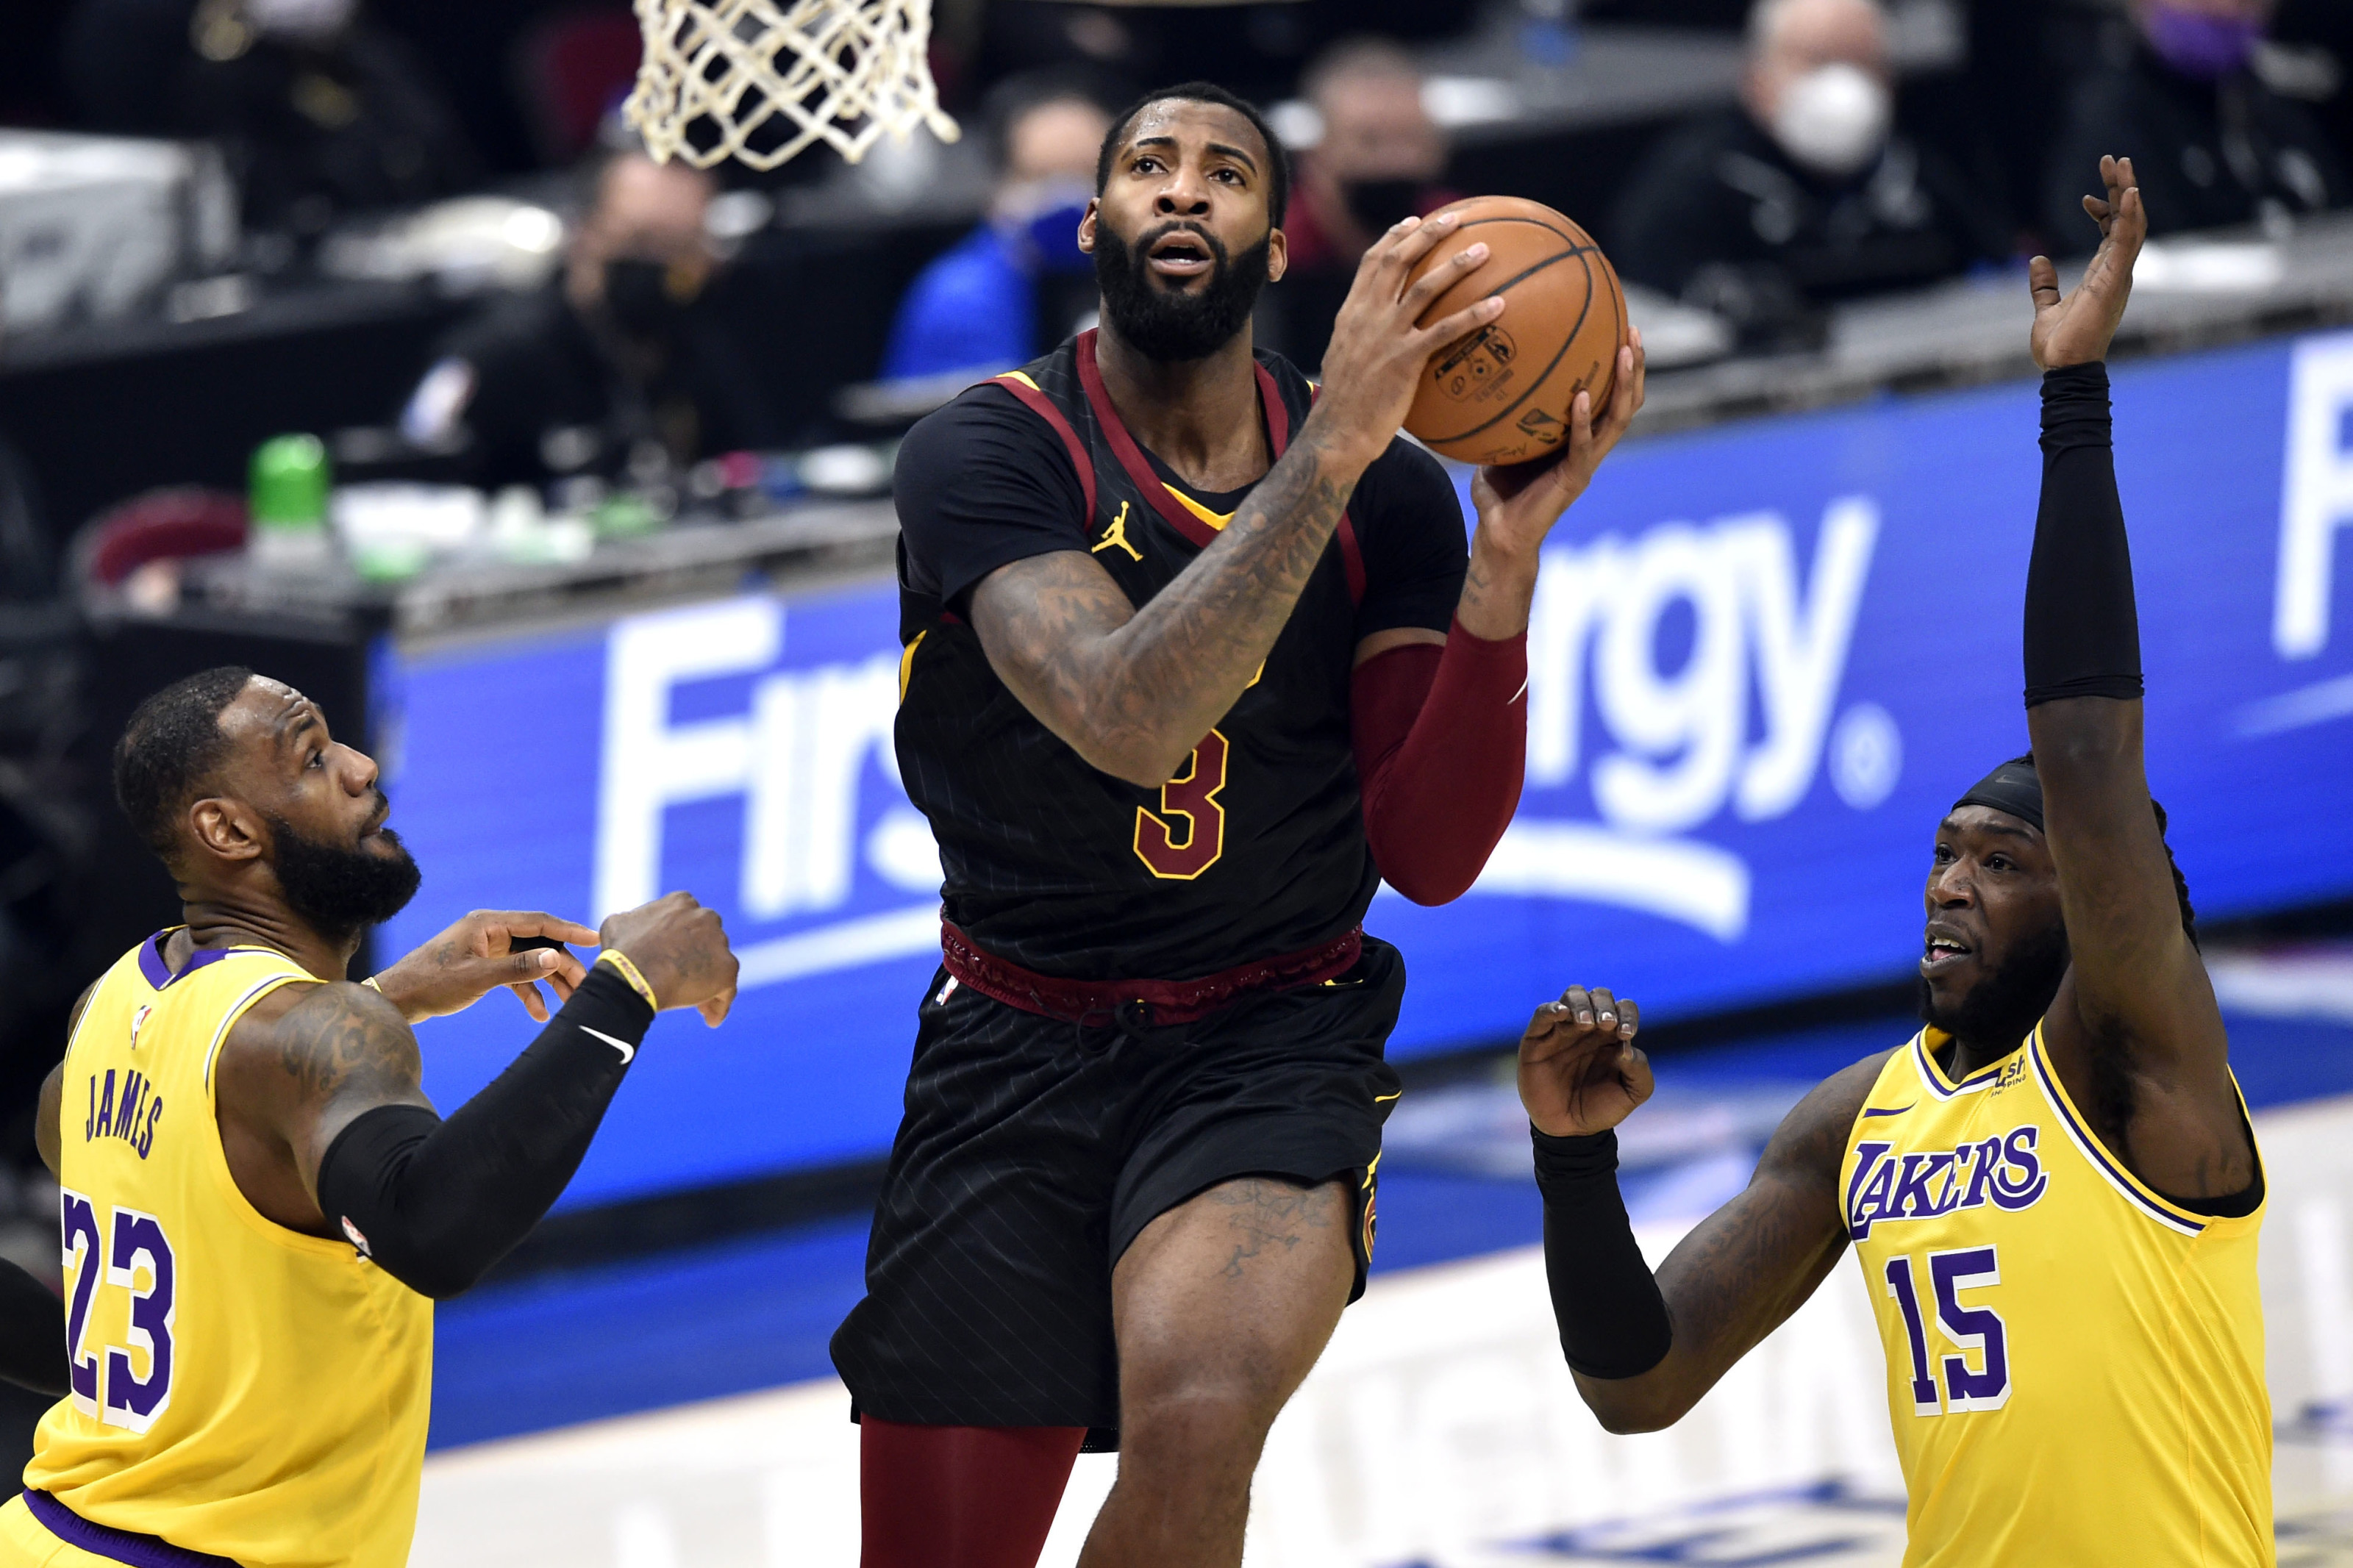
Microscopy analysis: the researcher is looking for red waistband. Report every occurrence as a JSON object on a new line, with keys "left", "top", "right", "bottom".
{"left": 938, "top": 921, "right": 1363, "bottom": 1027}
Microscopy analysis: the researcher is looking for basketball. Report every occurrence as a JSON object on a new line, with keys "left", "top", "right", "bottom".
{"left": 1400, "top": 196, "right": 1629, "bottom": 468}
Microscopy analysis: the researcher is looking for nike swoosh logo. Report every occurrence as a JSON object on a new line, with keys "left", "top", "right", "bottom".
{"left": 1861, "top": 1103, "right": 1914, "bottom": 1118}
{"left": 582, "top": 1025, "right": 636, "bottom": 1064}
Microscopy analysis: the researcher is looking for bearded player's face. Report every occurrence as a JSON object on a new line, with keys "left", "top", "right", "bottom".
{"left": 1082, "top": 100, "right": 1288, "bottom": 362}
{"left": 1917, "top": 807, "right": 2068, "bottom": 1045}
{"left": 210, "top": 678, "right": 421, "bottom": 939}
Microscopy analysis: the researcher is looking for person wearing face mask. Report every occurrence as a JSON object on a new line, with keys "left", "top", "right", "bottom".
{"left": 880, "top": 74, "right": 1120, "bottom": 380}
{"left": 1267, "top": 37, "right": 1459, "bottom": 371}
{"left": 397, "top": 148, "right": 781, "bottom": 492}
{"left": 2043, "top": 0, "right": 2346, "bottom": 249}
{"left": 60, "top": 0, "right": 481, "bottom": 238}
{"left": 1610, "top": 0, "right": 2008, "bottom": 346}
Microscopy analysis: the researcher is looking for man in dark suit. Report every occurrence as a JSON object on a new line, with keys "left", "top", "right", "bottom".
{"left": 397, "top": 149, "right": 781, "bottom": 492}
{"left": 2043, "top": 0, "right": 2346, "bottom": 248}
{"left": 1611, "top": 0, "right": 2008, "bottom": 345}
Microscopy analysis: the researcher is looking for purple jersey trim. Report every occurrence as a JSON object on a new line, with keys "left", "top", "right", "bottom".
{"left": 136, "top": 931, "right": 242, "bottom": 992}
{"left": 2027, "top": 1032, "right": 2208, "bottom": 1236}
{"left": 21, "top": 1490, "right": 243, "bottom": 1568}
{"left": 1911, "top": 1031, "right": 2010, "bottom": 1100}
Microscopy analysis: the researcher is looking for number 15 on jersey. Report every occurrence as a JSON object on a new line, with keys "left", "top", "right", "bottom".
{"left": 1885, "top": 1243, "right": 2011, "bottom": 1416}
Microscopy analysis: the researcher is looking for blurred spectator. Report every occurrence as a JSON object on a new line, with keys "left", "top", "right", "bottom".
{"left": 0, "top": 440, "right": 48, "bottom": 604}
{"left": 1610, "top": 0, "right": 2008, "bottom": 345}
{"left": 0, "top": 320, "right": 49, "bottom": 603}
{"left": 398, "top": 149, "right": 782, "bottom": 492}
{"left": 2043, "top": 0, "right": 2347, "bottom": 249}
{"left": 61, "top": 0, "right": 482, "bottom": 239}
{"left": 2274, "top": 0, "right": 2353, "bottom": 180}
{"left": 1266, "top": 37, "right": 1456, "bottom": 370}
{"left": 880, "top": 76, "right": 1114, "bottom": 379}
{"left": 1285, "top": 40, "right": 1453, "bottom": 271}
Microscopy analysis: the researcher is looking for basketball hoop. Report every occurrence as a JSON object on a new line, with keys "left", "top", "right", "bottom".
{"left": 624, "top": 0, "right": 958, "bottom": 171}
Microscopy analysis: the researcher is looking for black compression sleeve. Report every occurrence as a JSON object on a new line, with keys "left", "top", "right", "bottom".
{"left": 0, "top": 1257, "right": 67, "bottom": 1396}
{"left": 315, "top": 965, "right": 654, "bottom": 1299}
{"left": 1534, "top": 1128, "right": 1673, "bottom": 1379}
{"left": 2024, "top": 362, "right": 2143, "bottom": 708}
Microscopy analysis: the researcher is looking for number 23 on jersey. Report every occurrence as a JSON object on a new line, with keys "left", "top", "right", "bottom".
{"left": 60, "top": 1189, "right": 178, "bottom": 1431}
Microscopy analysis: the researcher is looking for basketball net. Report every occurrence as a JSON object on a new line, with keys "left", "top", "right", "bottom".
{"left": 624, "top": 0, "right": 959, "bottom": 171}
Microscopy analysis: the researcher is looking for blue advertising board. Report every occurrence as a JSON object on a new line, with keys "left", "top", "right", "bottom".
{"left": 376, "top": 329, "right": 2353, "bottom": 1209}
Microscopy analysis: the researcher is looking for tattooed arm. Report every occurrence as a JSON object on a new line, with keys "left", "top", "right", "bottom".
{"left": 213, "top": 894, "right": 735, "bottom": 1296}
{"left": 214, "top": 980, "right": 435, "bottom": 1236}
{"left": 970, "top": 215, "right": 1504, "bottom": 787}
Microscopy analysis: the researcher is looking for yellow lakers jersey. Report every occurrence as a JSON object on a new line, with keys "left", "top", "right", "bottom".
{"left": 1840, "top": 1025, "right": 2270, "bottom": 1567}
{"left": 24, "top": 932, "right": 432, "bottom": 1568}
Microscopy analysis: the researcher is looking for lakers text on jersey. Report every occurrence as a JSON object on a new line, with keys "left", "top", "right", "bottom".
{"left": 12, "top": 932, "right": 432, "bottom": 1568}
{"left": 1840, "top": 1025, "right": 2269, "bottom": 1567}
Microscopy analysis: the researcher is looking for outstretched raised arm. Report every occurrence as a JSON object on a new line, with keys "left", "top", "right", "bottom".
{"left": 1515, "top": 987, "right": 1885, "bottom": 1432}
{"left": 2022, "top": 156, "right": 2253, "bottom": 1202}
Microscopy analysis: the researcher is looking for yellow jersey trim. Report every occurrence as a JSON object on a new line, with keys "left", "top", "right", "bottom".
{"left": 1910, "top": 1028, "right": 2015, "bottom": 1100}
{"left": 60, "top": 976, "right": 108, "bottom": 1075}
{"left": 1164, "top": 485, "right": 1233, "bottom": 532}
{"left": 200, "top": 971, "right": 308, "bottom": 1092}
{"left": 194, "top": 964, "right": 356, "bottom": 1262}
{"left": 1001, "top": 370, "right": 1042, "bottom": 392}
{"left": 2024, "top": 1023, "right": 2260, "bottom": 1237}
{"left": 899, "top": 631, "right": 926, "bottom": 703}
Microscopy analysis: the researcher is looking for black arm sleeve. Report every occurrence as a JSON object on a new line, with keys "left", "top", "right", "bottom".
{"left": 2024, "top": 362, "right": 2143, "bottom": 708}
{"left": 315, "top": 966, "right": 655, "bottom": 1300}
{"left": 0, "top": 1258, "right": 66, "bottom": 1396}
{"left": 1534, "top": 1128, "right": 1674, "bottom": 1379}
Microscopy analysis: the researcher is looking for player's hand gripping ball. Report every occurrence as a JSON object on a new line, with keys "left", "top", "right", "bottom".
{"left": 1400, "top": 197, "right": 1630, "bottom": 468}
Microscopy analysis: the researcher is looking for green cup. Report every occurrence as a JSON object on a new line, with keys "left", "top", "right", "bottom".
{"left": 250, "top": 434, "right": 330, "bottom": 532}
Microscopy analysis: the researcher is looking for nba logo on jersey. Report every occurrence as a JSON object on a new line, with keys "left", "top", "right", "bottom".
{"left": 128, "top": 1004, "right": 151, "bottom": 1049}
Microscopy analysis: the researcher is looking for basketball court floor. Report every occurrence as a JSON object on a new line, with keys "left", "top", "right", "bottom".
{"left": 409, "top": 944, "right": 2353, "bottom": 1567}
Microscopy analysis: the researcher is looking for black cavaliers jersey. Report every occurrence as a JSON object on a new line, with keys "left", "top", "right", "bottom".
{"left": 891, "top": 329, "right": 1467, "bottom": 981}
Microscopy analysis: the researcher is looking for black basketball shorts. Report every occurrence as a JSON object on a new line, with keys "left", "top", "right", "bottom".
{"left": 829, "top": 935, "right": 1407, "bottom": 1439}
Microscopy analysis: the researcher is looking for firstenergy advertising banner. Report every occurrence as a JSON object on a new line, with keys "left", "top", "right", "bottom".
{"left": 377, "top": 329, "right": 2353, "bottom": 1207}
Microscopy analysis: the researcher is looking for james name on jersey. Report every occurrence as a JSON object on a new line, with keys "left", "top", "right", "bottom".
{"left": 79, "top": 1067, "right": 163, "bottom": 1162}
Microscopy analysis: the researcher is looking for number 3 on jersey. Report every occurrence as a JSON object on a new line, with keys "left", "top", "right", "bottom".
{"left": 1885, "top": 1243, "right": 2010, "bottom": 1416}
{"left": 61, "top": 1189, "right": 176, "bottom": 1431}
{"left": 1135, "top": 729, "right": 1229, "bottom": 879}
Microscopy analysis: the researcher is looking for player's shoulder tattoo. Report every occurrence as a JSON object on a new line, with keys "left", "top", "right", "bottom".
{"left": 231, "top": 980, "right": 420, "bottom": 1106}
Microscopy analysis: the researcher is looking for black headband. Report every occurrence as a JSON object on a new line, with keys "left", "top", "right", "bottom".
{"left": 1953, "top": 758, "right": 2044, "bottom": 834}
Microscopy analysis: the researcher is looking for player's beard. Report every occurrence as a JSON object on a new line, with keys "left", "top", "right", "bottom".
{"left": 1093, "top": 218, "right": 1271, "bottom": 362}
{"left": 1916, "top": 919, "right": 2070, "bottom": 1050}
{"left": 267, "top": 809, "right": 421, "bottom": 946}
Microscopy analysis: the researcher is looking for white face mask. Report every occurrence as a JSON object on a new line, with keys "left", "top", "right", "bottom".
{"left": 243, "top": 0, "right": 358, "bottom": 43}
{"left": 1770, "top": 62, "right": 1891, "bottom": 179}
